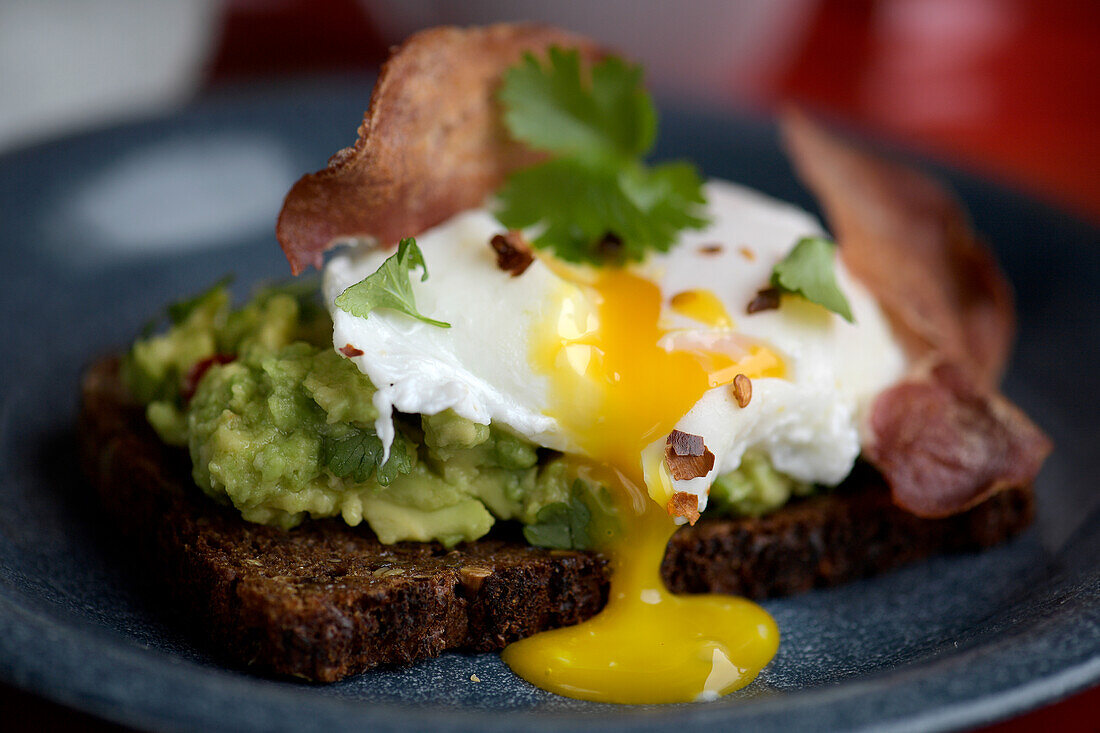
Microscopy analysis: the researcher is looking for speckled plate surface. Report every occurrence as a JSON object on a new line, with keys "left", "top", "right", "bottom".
{"left": 1, "top": 80, "right": 1098, "bottom": 733}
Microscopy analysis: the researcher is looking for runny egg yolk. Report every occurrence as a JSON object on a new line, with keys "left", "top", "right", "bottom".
{"left": 669, "top": 289, "right": 734, "bottom": 329}
{"left": 502, "top": 267, "right": 781, "bottom": 704}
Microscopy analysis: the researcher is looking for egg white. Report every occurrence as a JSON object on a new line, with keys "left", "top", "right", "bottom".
{"left": 324, "top": 180, "right": 906, "bottom": 512}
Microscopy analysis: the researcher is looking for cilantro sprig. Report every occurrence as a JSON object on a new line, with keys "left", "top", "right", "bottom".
{"left": 499, "top": 50, "right": 655, "bottom": 166}
{"left": 335, "top": 237, "right": 450, "bottom": 328}
{"left": 522, "top": 480, "right": 594, "bottom": 550}
{"left": 496, "top": 48, "right": 707, "bottom": 264}
{"left": 770, "top": 236, "right": 854, "bottom": 322}
{"left": 321, "top": 427, "right": 414, "bottom": 486}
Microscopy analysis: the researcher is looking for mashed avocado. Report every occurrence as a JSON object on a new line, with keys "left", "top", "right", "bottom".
{"left": 709, "top": 453, "right": 813, "bottom": 517}
{"left": 124, "top": 281, "right": 816, "bottom": 548}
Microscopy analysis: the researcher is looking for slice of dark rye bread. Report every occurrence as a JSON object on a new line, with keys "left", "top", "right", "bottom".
{"left": 78, "top": 356, "right": 1035, "bottom": 683}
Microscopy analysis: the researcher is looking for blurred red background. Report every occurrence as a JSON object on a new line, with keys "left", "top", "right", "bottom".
{"left": 199, "top": 0, "right": 1100, "bottom": 223}
{"left": 2, "top": 0, "right": 1094, "bottom": 222}
{"left": 769, "top": 0, "right": 1100, "bottom": 225}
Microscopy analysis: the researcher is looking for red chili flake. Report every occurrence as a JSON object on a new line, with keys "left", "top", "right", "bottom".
{"left": 667, "top": 491, "right": 701, "bottom": 525}
{"left": 698, "top": 244, "right": 724, "bottom": 255}
{"left": 181, "top": 354, "right": 235, "bottom": 403}
{"left": 596, "top": 231, "right": 624, "bottom": 261}
{"left": 489, "top": 230, "right": 534, "bottom": 277}
{"left": 738, "top": 245, "right": 756, "bottom": 261}
{"left": 339, "top": 344, "right": 364, "bottom": 358}
{"left": 664, "top": 429, "right": 716, "bottom": 481}
{"left": 746, "top": 287, "right": 781, "bottom": 314}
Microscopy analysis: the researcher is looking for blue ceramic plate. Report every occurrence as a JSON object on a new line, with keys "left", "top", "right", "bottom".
{"left": 1, "top": 80, "right": 1098, "bottom": 732}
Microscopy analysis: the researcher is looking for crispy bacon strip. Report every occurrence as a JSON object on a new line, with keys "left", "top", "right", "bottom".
{"left": 782, "top": 112, "right": 1051, "bottom": 516}
{"left": 276, "top": 24, "right": 602, "bottom": 274}
{"left": 782, "top": 111, "right": 1015, "bottom": 386}
{"left": 869, "top": 361, "right": 1052, "bottom": 517}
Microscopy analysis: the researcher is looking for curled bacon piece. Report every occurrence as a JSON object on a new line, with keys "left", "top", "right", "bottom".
{"left": 869, "top": 361, "right": 1051, "bottom": 517}
{"left": 783, "top": 112, "right": 1051, "bottom": 517}
{"left": 276, "top": 24, "right": 602, "bottom": 275}
{"left": 782, "top": 110, "right": 1014, "bottom": 387}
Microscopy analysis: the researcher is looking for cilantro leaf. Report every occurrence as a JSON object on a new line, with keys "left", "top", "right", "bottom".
{"left": 496, "top": 158, "right": 706, "bottom": 263}
{"left": 500, "top": 48, "right": 655, "bottom": 165}
{"left": 522, "top": 481, "right": 593, "bottom": 550}
{"left": 620, "top": 161, "right": 709, "bottom": 243}
{"left": 321, "top": 427, "right": 414, "bottom": 486}
{"left": 334, "top": 238, "right": 450, "bottom": 328}
{"left": 770, "top": 236, "right": 854, "bottom": 322}
{"left": 496, "top": 48, "right": 707, "bottom": 264}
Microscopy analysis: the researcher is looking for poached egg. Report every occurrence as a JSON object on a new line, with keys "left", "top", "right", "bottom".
{"left": 323, "top": 179, "right": 906, "bottom": 702}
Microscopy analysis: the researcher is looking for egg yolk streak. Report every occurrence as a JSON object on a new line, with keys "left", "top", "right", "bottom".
{"left": 669, "top": 289, "right": 734, "bottom": 329}
{"left": 502, "top": 267, "right": 781, "bottom": 704}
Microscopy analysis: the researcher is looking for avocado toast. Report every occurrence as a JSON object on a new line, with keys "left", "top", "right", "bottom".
{"left": 79, "top": 24, "right": 1050, "bottom": 697}
{"left": 79, "top": 356, "right": 1033, "bottom": 681}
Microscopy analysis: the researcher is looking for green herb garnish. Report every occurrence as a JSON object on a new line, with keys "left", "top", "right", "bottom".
{"left": 496, "top": 48, "right": 707, "bottom": 264}
{"left": 334, "top": 237, "right": 450, "bottom": 328}
{"left": 771, "top": 236, "right": 854, "bottom": 322}
{"left": 522, "top": 480, "right": 594, "bottom": 550}
{"left": 320, "top": 428, "right": 414, "bottom": 486}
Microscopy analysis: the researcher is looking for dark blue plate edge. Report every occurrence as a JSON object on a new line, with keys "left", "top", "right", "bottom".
{"left": 1, "top": 559, "right": 1098, "bottom": 733}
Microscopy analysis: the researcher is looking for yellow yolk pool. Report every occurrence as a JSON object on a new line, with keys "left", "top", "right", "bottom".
{"left": 501, "top": 502, "right": 779, "bottom": 703}
{"left": 502, "top": 267, "right": 781, "bottom": 703}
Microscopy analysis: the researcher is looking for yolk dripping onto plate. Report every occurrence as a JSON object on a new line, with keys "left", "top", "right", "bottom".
{"left": 503, "top": 267, "right": 781, "bottom": 704}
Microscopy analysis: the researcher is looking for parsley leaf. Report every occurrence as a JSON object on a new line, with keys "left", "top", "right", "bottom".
{"left": 496, "top": 48, "right": 707, "bottom": 264}
{"left": 334, "top": 238, "right": 450, "bottom": 328}
{"left": 770, "top": 236, "right": 854, "bottom": 322}
{"left": 522, "top": 480, "right": 593, "bottom": 550}
{"left": 321, "top": 427, "right": 414, "bottom": 486}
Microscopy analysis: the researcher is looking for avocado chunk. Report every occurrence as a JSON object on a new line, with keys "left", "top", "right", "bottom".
{"left": 709, "top": 452, "right": 814, "bottom": 517}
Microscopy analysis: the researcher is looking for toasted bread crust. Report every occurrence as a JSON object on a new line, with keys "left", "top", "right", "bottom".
{"left": 79, "top": 357, "right": 1033, "bottom": 682}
